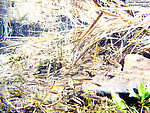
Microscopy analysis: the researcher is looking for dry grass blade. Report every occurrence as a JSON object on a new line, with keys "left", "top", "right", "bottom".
{"left": 48, "top": 91, "right": 58, "bottom": 95}
{"left": 130, "top": 23, "right": 149, "bottom": 41}
{"left": 93, "top": 41, "right": 99, "bottom": 67}
{"left": 93, "top": 0, "right": 102, "bottom": 7}
{"left": 71, "top": 34, "right": 105, "bottom": 67}
{"left": 71, "top": 47, "right": 89, "bottom": 67}
{"left": 71, "top": 12, "right": 103, "bottom": 52}
{"left": 86, "top": 96, "right": 105, "bottom": 100}
{"left": 36, "top": 103, "right": 47, "bottom": 113}
{"left": 40, "top": 81, "right": 56, "bottom": 105}
{"left": 14, "top": 85, "right": 25, "bottom": 93}
{"left": 44, "top": 95, "right": 63, "bottom": 108}
{"left": 73, "top": 78, "right": 93, "bottom": 81}
{"left": 117, "top": 22, "right": 150, "bottom": 55}
{"left": 52, "top": 107, "right": 66, "bottom": 112}
{"left": 32, "top": 97, "right": 44, "bottom": 103}
{"left": 0, "top": 43, "right": 23, "bottom": 50}
{"left": 91, "top": 82, "right": 102, "bottom": 87}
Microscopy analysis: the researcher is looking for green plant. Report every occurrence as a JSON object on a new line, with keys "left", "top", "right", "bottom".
{"left": 111, "top": 90, "right": 126, "bottom": 110}
{"left": 84, "top": 88, "right": 93, "bottom": 106}
{"left": 129, "top": 82, "right": 150, "bottom": 112}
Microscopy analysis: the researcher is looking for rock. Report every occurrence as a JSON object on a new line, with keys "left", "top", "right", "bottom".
{"left": 124, "top": 54, "right": 150, "bottom": 71}
{"left": 82, "top": 54, "right": 150, "bottom": 96}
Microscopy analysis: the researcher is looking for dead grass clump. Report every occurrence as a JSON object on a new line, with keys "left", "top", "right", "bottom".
{"left": 0, "top": 0, "right": 150, "bottom": 112}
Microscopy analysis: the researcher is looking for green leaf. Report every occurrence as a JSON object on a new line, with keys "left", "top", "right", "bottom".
{"left": 144, "top": 99, "right": 150, "bottom": 106}
{"left": 111, "top": 90, "right": 126, "bottom": 109}
{"left": 141, "top": 91, "right": 150, "bottom": 104}
{"left": 9, "top": 54, "right": 14, "bottom": 60}
{"left": 86, "top": 97, "right": 92, "bottom": 106}
{"left": 141, "top": 96, "right": 145, "bottom": 104}
{"left": 111, "top": 90, "right": 121, "bottom": 105}
{"left": 138, "top": 82, "right": 146, "bottom": 96}
{"left": 144, "top": 91, "right": 150, "bottom": 99}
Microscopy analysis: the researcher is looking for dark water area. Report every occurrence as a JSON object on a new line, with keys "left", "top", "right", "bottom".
{"left": 0, "top": 1, "right": 75, "bottom": 38}
{"left": 10, "top": 21, "right": 42, "bottom": 37}
{"left": 0, "top": 1, "right": 42, "bottom": 38}
{"left": 0, "top": 1, "right": 78, "bottom": 54}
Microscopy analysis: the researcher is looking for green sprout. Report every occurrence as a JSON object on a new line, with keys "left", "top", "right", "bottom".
{"left": 129, "top": 82, "right": 150, "bottom": 112}
{"left": 111, "top": 90, "right": 126, "bottom": 110}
